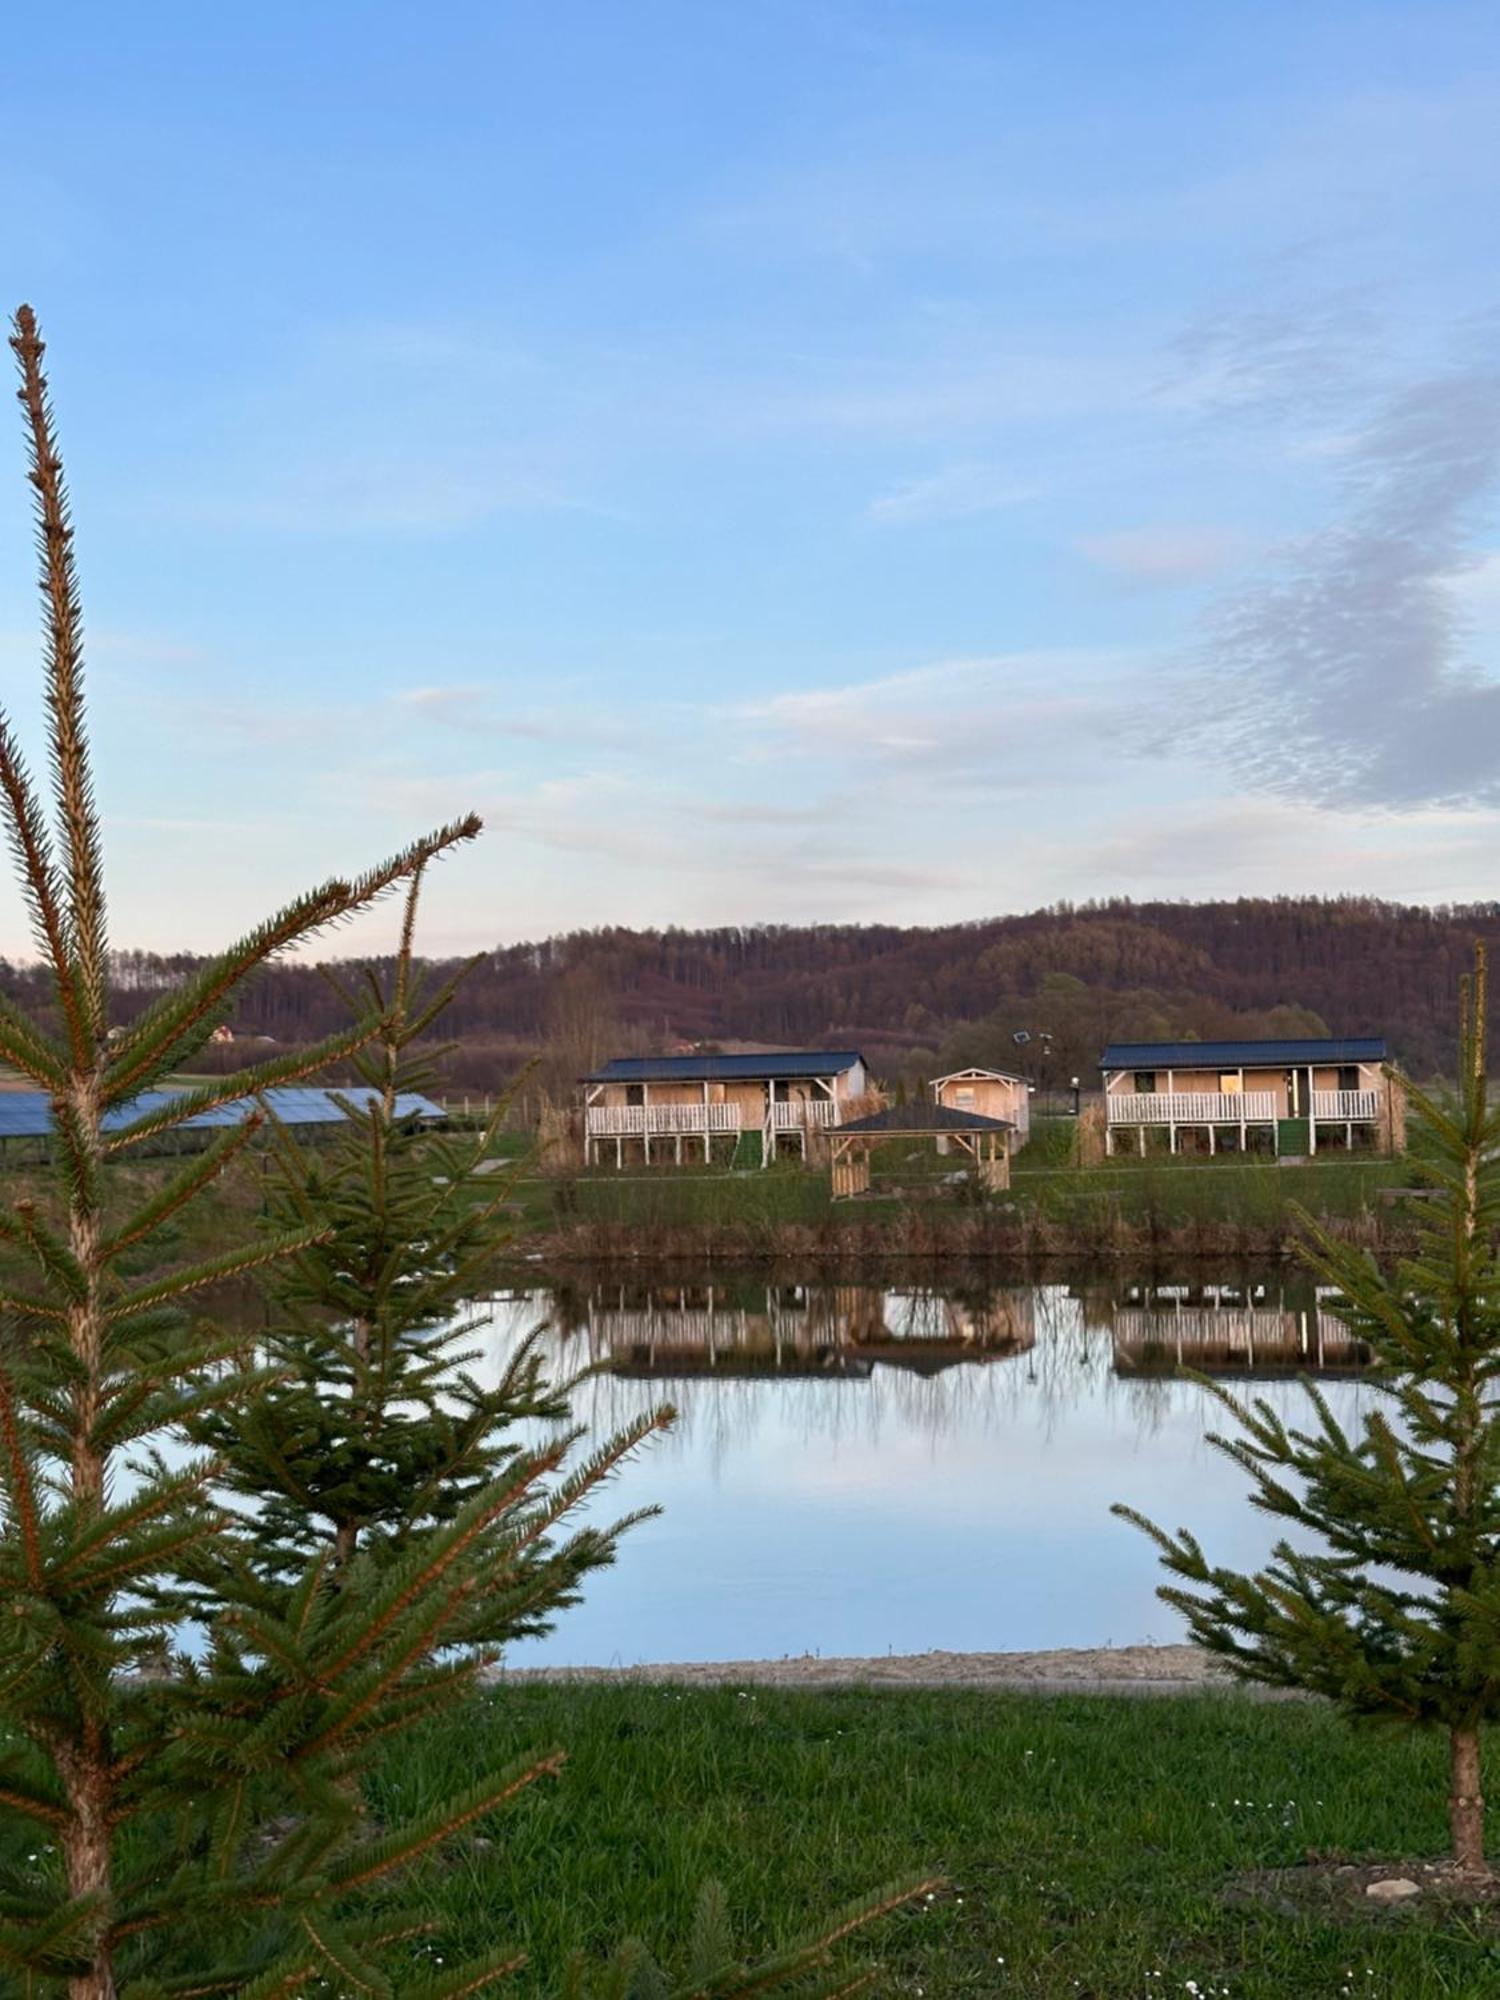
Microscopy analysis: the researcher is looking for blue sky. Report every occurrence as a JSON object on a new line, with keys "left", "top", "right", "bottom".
{"left": 2, "top": 0, "right": 1499, "bottom": 956}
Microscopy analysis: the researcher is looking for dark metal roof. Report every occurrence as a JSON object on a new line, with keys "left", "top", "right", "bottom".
{"left": 1099, "top": 1037, "right": 1387, "bottom": 1072}
{"left": 0, "top": 1086, "right": 444, "bottom": 1142}
{"left": 584, "top": 1051, "right": 865, "bottom": 1085}
{"left": 838, "top": 1100, "right": 1014, "bottom": 1136}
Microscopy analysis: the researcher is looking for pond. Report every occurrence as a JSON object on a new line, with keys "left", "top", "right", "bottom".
{"left": 478, "top": 1268, "right": 1376, "bottom": 1669}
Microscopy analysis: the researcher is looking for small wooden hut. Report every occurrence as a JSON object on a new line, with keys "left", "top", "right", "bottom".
{"left": 829, "top": 1099, "right": 1015, "bottom": 1199}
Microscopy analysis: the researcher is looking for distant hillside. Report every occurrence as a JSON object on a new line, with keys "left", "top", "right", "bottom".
{"left": 10, "top": 896, "right": 1498, "bottom": 1093}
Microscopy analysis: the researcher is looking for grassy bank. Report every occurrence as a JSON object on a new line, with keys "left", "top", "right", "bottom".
{"left": 365, "top": 1683, "right": 1496, "bottom": 1997}
{"left": 515, "top": 1148, "right": 1416, "bottom": 1265}
{"left": 0, "top": 1127, "right": 1421, "bottom": 1278}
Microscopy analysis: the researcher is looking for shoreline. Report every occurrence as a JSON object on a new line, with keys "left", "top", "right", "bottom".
{"left": 492, "top": 1643, "right": 1291, "bottom": 1698}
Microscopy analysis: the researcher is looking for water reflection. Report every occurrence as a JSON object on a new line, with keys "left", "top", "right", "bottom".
{"left": 546, "top": 1272, "right": 1369, "bottom": 1386}
{"left": 1109, "top": 1278, "right": 1371, "bottom": 1378}
{"left": 558, "top": 1278, "right": 1036, "bottom": 1378}
{"left": 483, "top": 1268, "right": 1375, "bottom": 1668}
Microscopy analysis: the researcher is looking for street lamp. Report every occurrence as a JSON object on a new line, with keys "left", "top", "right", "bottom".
{"left": 1012, "top": 1029, "right": 1056, "bottom": 1106}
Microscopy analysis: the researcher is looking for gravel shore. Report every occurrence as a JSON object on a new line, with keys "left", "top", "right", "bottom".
{"left": 494, "top": 1644, "right": 1260, "bottom": 1697}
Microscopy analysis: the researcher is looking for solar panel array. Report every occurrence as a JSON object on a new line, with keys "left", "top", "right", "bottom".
{"left": 0, "top": 1087, "right": 445, "bottom": 1141}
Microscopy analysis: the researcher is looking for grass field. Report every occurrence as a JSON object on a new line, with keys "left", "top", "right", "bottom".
{"left": 368, "top": 1683, "right": 1500, "bottom": 1998}
{"left": 498, "top": 1125, "right": 1409, "bottom": 1252}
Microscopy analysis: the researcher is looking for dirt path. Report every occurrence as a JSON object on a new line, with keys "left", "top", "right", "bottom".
{"left": 494, "top": 1644, "right": 1279, "bottom": 1697}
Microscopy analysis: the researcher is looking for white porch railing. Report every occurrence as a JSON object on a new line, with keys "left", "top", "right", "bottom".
{"left": 1310, "top": 1089, "right": 1381, "bottom": 1121}
{"left": 1106, "top": 1091, "right": 1277, "bottom": 1125}
{"left": 768, "top": 1099, "right": 838, "bottom": 1130}
{"left": 1112, "top": 1308, "right": 1363, "bottom": 1361}
{"left": 586, "top": 1103, "right": 742, "bottom": 1137}
{"left": 588, "top": 1309, "right": 745, "bottom": 1350}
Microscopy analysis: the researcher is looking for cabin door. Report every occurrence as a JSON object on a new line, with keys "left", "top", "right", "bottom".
{"left": 1286, "top": 1067, "right": 1315, "bottom": 1117}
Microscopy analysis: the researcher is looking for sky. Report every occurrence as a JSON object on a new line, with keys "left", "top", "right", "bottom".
{"left": 2, "top": 0, "right": 1500, "bottom": 957}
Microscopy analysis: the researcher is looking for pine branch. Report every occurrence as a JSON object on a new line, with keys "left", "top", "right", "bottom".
{"left": 11, "top": 305, "right": 109, "bottom": 1041}
{"left": 103, "top": 1025, "right": 379, "bottom": 1149}
{"left": 108, "top": 1226, "right": 334, "bottom": 1322}
{"left": 329, "top": 1751, "right": 567, "bottom": 1892}
{"left": 100, "top": 1117, "right": 267, "bottom": 1259}
{"left": 103, "top": 818, "right": 480, "bottom": 1103}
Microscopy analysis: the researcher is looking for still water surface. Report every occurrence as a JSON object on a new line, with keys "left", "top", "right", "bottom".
{"left": 482, "top": 1269, "right": 1373, "bottom": 1669}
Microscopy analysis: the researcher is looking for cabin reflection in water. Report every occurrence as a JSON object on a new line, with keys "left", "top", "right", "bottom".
{"left": 562, "top": 1281, "right": 1036, "bottom": 1380}
{"left": 1107, "top": 1280, "right": 1372, "bottom": 1379}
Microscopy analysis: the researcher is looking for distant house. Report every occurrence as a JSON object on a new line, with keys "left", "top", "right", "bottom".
{"left": 929, "top": 1067, "right": 1031, "bottom": 1150}
{"left": 581, "top": 1051, "right": 871, "bottom": 1166}
{"left": 1098, "top": 1037, "right": 1396, "bottom": 1157}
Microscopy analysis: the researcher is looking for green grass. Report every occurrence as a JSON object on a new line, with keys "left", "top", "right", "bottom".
{"left": 1013, "top": 1154, "right": 1403, "bottom": 1214}
{"left": 371, "top": 1684, "right": 1500, "bottom": 1998}
{"left": 498, "top": 1138, "right": 1405, "bottom": 1248}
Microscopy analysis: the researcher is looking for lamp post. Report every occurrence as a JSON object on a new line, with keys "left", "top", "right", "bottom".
{"left": 1013, "top": 1028, "right": 1056, "bottom": 1111}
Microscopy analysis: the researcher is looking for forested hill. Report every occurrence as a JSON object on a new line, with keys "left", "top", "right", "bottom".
{"left": 20, "top": 895, "right": 1500, "bottom": 1091}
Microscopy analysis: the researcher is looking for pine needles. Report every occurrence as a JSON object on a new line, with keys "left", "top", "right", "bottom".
{"left": 1116, "top": 949, "right": 1500, "bottom": 1871}
{"left": 0, "top": 308, "right": 924, "bottom": 2000}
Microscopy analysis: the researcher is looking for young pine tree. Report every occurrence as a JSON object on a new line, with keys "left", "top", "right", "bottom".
{"left": 1117, "top": 952, "right": 1500, "bottom": 1873}
{"left": 0, "top": 300, "right": 665, "bottom": 2000}
{"left": 194, "top": 862, "right": 665, "bottom": 1642}
{"left": 0, "top": 306, "right": 929, "bottom": 2000}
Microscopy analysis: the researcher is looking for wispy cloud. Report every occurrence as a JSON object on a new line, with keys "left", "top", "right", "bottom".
{"left": 1160, "top": 291, "right": 1386, "bottom": 420}
{"left": 868, "top": 463, "right": 1031, "bottom": 523}
{"left": 741, "top": 651, "right": 1134, "bottom": 785}
{"left": 1191, "top": 356, "right": 1500, "bottom": 808}
{"left": 395, "top": 683, "right": 651, "bottom": 750}
{"left": 182, "top": 454, "right": 585, "bottom": 537}
{"left": 1080, "top": 526, "right": 1244, "bottom": 587}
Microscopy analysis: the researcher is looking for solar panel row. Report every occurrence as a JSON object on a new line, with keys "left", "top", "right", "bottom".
{"left": 0, "top": 1087, "right": 444, "bottom": 1141}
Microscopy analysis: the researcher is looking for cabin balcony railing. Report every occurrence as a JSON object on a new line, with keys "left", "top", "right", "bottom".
{"left": 586, "top": 1103, "right": 742, "bottom": 1137}
{"left": 1106, "top": 1091, "right": 1277, "bottom": 1125}
{"left": 1310, "top": 1089, "right": 1381, "bottom": 1122}
{"left": 768, "top": 1099, "right": 839, "bottom": 1130}
{"left": 1112, "top": 1307, "right": 1361, "bottom": 1359}
{"left": 588, "top": 1308, "right": 745, "bottom": 1350}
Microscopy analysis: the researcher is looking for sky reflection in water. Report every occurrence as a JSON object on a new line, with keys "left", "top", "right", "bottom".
{"left": 480, "top": 1272, "right": 1374, "bottom": 1669}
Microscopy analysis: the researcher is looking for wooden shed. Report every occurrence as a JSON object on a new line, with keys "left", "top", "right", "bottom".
{"left": 929, "top": 1067, "right": 1032, "bottom": 1148}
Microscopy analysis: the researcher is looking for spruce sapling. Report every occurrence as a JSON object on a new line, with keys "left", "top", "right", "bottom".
{"left": 1117, "top": 952, "right": 1500, "bottom": 1873}
{"left": 193, "top": 859, "right": 666, "bottom": 1644}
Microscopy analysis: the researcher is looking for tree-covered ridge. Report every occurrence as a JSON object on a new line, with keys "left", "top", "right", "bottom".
{"left": 28, "top": 896, "right": 1500, "bottom": 1090}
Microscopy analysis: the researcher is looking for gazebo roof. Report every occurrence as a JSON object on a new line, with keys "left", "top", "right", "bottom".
{"left": 838, "top": 1100, "right": 1014, "bottom": 1136}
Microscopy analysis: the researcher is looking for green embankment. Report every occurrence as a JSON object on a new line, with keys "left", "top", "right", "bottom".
{"left": 363, "top": 1683, "right": 1500, "bottom": 1998}
{"left": 505, "top": 1118, "right": 1412, "bottom": 1262}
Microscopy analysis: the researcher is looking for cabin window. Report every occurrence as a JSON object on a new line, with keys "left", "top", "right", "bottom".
{"left": 625, "top": 1084, "right": 645, "bottom": 1107}
{"left": 1218, "top": 1072, "right": 1242, "bottom": 1095}
{"left": 954, "top": 1087, "right": 975, "bottom": 1108}
{"left": 1133, "top": 1071, "right": 1156, "bottom": 1095}
{"left": 1337, "top": 1065, "right": 1359, "bottom": 1093}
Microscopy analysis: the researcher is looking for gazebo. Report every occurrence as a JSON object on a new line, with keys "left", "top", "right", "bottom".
{"left": 829, "top": 1099, "right": 1015, "bottom": 1199}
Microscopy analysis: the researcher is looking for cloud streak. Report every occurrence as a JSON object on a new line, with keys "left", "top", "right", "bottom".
{"left": 1191, "top": 357, "right": 1500, "bottom": 808}
{"left": 868, "top": 463, "right": 1032, "bottom": 523}
{"left": 1080, "top": 526, "right": 1244, "bottom": 587}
